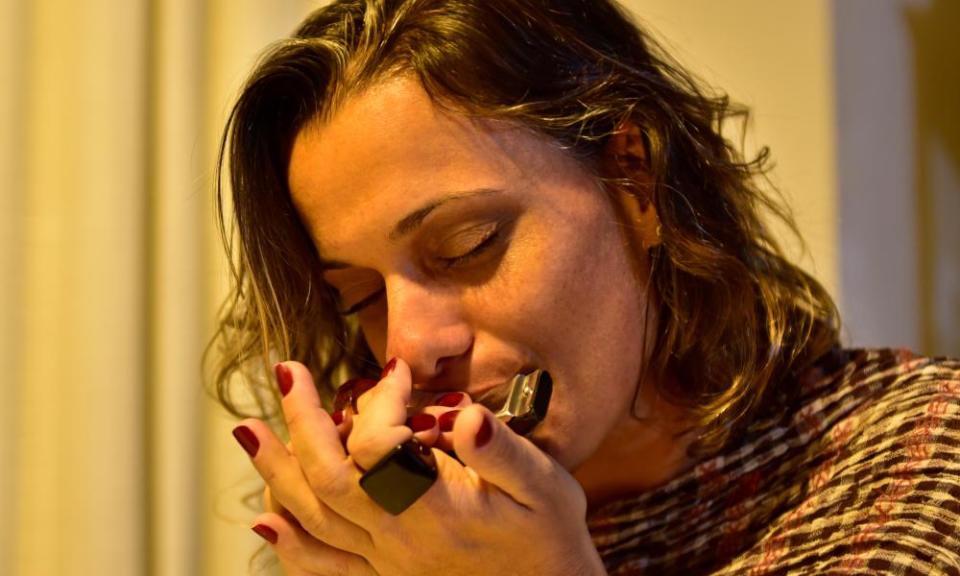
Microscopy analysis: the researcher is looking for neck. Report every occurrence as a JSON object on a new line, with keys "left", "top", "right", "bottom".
{"left": 573, "top": 392, "right": 697, "bottom": 510}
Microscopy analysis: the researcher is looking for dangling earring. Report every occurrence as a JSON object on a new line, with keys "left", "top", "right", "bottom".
{"left": 638, "top": 198, "right": 661, "bottom": 251}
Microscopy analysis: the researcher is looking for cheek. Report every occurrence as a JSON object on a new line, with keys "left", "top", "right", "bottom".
{"left": 518, "top": 211, "right": 646, "bottom": 466}
{"left": 504, "top": 207, "right": 643, "bottom": 358}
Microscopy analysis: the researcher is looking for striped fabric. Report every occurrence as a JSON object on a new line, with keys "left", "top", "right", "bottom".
{"left": 587, "top": 349, "right": 960, "bottom": 575}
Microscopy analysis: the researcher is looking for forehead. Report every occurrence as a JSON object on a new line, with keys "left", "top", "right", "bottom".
{"left": 286, "top": 77, "right": 561, "bottom": 257}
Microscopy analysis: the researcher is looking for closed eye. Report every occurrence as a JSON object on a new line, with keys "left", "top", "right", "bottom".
{"left": 339, "top": 288, "right": 385, "bottom": 316}
{"left": 326, "top": 274, "right": 385, "bottom": 317}
{"left": 437, "top": 225, "right": 502, "bottom": 269}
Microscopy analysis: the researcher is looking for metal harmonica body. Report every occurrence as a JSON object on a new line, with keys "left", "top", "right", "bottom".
{"left": 495, "top": 369, "right": 553, "bottom": 437}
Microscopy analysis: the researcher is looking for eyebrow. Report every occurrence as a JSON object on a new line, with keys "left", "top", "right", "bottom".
{"left": 388, "top": 187, "right": 502, "bottom": 240}
{"left": 319, "top": 187, "right": 503, "bottom": 270}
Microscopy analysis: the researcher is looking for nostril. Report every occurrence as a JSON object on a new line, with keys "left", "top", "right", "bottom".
{"left": 434, "top": 340, "right": 474, "bottom": 377}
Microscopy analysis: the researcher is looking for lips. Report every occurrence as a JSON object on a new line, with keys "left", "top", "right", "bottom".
{"left": 407, "top": 375, "right": 524, "bottom": 412}
{"left": 470, "top": 382, "right": 514, "bottom": 412}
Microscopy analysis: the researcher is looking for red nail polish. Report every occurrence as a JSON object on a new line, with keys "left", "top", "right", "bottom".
{"left": 274, "top": 363, "right": 293, "bottom": 397}
{"left": 434, "top": 392, "right": 465, "bottom": 407}
{"left": 331, "top": 410, "right": 344, "bottom": 426}
{"left": 438, "top": 410, "right": 460, "bottom": 432}
{"left": 333, "top": 378, "right": 359, "bottom": 412}
{"left": 475, "top": 416, "right": 493, "bottom": 448}
{"left": 407, "top": 413, "right": 437, "bottom": 432}
{"left": 232, "top": 425, "right": 259, "bottom": 457}
{"left": 381, "top": 357, "right": 398, "bottom": 378}
{"left": 252, "top": 524, "right": 278, "bottom": 545}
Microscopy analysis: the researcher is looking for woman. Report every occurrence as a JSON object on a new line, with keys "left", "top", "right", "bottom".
{"left": 212, "top": 0, "right": 960, "bottom": 574}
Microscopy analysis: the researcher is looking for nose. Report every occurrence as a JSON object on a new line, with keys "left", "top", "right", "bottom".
{"left": 384, "top": 275, "right": 473, "bottom": 385}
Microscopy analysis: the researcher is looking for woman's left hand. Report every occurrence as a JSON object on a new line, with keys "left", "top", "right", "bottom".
{"left": 235, "top": 359, "right": 608, "bottom": 576}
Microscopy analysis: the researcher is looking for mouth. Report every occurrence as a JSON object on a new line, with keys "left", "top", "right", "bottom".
{"left": 409, "top": 369, "right": 553, "bottom": 436}
{"left": 469, "top": 370, "right": 553, "bottom": 436}
{"left": 471, "top": 382, "right": 514, "bottom": 413}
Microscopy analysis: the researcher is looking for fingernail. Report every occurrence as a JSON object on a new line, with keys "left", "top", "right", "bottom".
{"left": 407, "top": 413, "right": 437, "bottom": 432}
{"left": 381, "top": 357, "right": 398, "bottom": 378}
{"left": 475, "top": 415, "right": 493, "bottom": 448}
{"left": 274, "top": 363, "right": 293, "bottom": 397}
{"left": 331, "top": 410, "right": 344, "bottom": 426}
{"left": 232, "top": 425, "right": 259, "bottom": 457}
{"left": 434, "top": 392, "right": 465, "bottom": 407}
{"left": 438, "top": 410, "right": 460, "bottom": 432}
{"left": 252, "top": 524, "right": 278, "bottom": 545}
{"left": 333, "top": 379, "right": 357, "bottom": 412}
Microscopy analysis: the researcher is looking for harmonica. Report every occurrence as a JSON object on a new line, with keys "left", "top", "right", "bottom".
{"left": 495, "top": 369, "right": 553, "bottom": 437}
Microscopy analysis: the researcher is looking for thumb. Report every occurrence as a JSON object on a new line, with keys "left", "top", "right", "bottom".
{"left": 452, "top": 404, "right": 573, "bottom": 509}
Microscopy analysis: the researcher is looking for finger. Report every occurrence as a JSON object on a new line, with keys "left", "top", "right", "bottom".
{"left": 263, "top": 485, "right": 286, "bottom": 515}
{"left": 252, "top": 512, "right": 378, "bottom": 576}
{"left": 418, "top": 393, "right": 471, "bottom": 451}
{"left": 265, "top": 484, "right": 306, "bottom": 532}
{"left": 407, "top": 412, "right": 439, "bottom": 446}
{"left": 434, "top": 408, "right": 463, "bottom": 452}
{"left": 353, "top": 361, "right": 411, "bottom": 417}
{"left": 451, "top": 405, "right": 578, "bottom": 510}
{"left": 429, "top": 391, "right": 472, "bottom": 410}
{"left": 347, "top": 359, "right": 416, "bottom": 471}
{"left": 332, "top": 408, "right": 352, "bottom": 444}
{"left": 408, "top": 389, "right": 472, "bottom": 413}
{"left": 275, "top": 362, "right": 382, "bottom": 524}
{"left": 233, "top": 419, "right": 373, "bottom": 554}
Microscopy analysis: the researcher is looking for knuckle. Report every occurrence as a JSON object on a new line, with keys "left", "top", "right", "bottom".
{"left": 346, "top": 435, "right": 388, "bottom": 471}
{"left": 284, "top": 406, "right": 311, "bottom": 431}
{"left": 303, "top": 460, "right": 351, "bottom": 500}
{"left": 330, "top": 555, "right": 354, "bottom": 576}
{"left": 345, "top": 428, "right": 374, "bottom": 460}
{"left": 298, "top": 505, "right": 331, "bottom": 539}
{"left": 262, "top": 462, "right": 284, "bottom": 487}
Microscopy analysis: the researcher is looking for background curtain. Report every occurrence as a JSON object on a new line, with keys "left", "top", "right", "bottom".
{"left": 0, "top": 1, "right": 313, "bottom": 574}
{"left": 0, "top": 1, "right": 955, "bottom": 575}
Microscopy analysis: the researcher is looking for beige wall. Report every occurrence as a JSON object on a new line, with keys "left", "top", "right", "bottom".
{"left": 0, "top": 1, "right": 313, "bottom": 575}
{"left": 623, "top": 0, "right": 838, "bottom": 297}
{"left": 836, "top": 0, "right": 960, "bottom": 355}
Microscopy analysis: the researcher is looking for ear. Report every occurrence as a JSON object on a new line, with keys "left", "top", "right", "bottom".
{"left": 603, "top": 121, "right": 661, "bottom": 251}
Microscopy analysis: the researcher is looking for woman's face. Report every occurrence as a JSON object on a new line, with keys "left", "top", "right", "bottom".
{"left": 287, "top": 77, "right": 650, "bottom": 470}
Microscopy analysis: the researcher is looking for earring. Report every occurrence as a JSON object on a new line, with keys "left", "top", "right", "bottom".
{"left": 640, "top": 220, "right": 662, "bottom": 252}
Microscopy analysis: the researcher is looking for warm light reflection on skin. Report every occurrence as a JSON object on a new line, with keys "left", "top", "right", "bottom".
{"left": 288, "top": 76, "right": 696, "bottom": 502}
{"left": 288, "top": 75, "right": 652, "bottom": 471}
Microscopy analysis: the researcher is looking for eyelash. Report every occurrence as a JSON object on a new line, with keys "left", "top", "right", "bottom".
{"left": 340, "top": 288, "right": 385, "bottom": 316}
{"left": 437, "top": 226, "right": 501, "bottom": 268}
{"left": 338, "top": 227, "right": 503, "bottom": 317}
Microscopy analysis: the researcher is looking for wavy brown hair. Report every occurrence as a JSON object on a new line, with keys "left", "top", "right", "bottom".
{"left": 208, "top": 0, "right": 840, "bottom": 454}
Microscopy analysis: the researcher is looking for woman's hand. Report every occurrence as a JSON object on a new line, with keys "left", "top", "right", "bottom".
{"left": 233, "top": 359, "right": 607, "bottom": 576}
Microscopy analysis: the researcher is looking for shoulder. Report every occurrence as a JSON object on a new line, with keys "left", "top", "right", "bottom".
{"left": 744, "top": 348, "right": 960, "bottom": 574}
{"left": 816, "top": 348, "right": 960, "bottom": 452}
{"left": 790, "top": 348, "right": 959, "bottom": 442}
